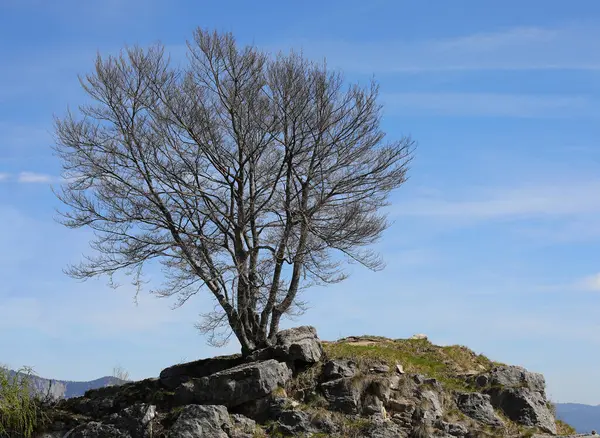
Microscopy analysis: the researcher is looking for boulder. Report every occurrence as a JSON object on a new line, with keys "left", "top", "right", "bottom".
{"left": 159, "top": 354, "right": 244, "bottom": 390}
{"left": 323, "top": 359, "right": 358, "bottom": 380}
{"left": 485, "top": 366, "right": 547, "bottom": 396}
{"left": 362, "top": 393, "right": 386, "bottom": 416}
{"left": 167, "top": 404, "right": 231, "bottom": 438}
{"left": 173, "top": 359, "right": 292, "bottom": 407}
{"left": 233, "top": 394, "right": 290, "bottom": 422}
{"left": 224, "top": 413, "right": 257, "bottom": 438}
{"left": 275, "top": 326, "right": 323, "bottom": 364}
{"left": 456, "top": 392, "right": 504, "bottom": 427}
{"left": 438, "top": 421, "right": 469, "bottom": 437}
{"left": 487, "top": 387, "right": 556, "bottom": 434}
{"left": 320, "top": 377, "right": 361, "bottom": 414}
{"left": 276, "top": 410, "right": 314, "bottom": 435}
{"left": 421, "top": 390, "right": 444, "bottom": 422}
{"left": 364, "top": 420, "right": 409, "bottom": 438}
{"left": 249, "top": 326, "right": 324, "bottom": 366}
{"left": 66, "top": 421, "right": 131, "bottom": 438}
{"left": 105, "top": 403, "right": 156, "bottom": 438}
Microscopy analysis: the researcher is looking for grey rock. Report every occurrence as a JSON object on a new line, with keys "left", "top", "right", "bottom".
{"left": 224, "top": 413, "right": 257, "bottom": 438}
{"left": 323, "top": 359, "right": 358, "bottom": 380}
{"left": 438, "top": 421, "right": 468, "bottom": 437}
{"left": 369, "top": 364, "right": 391, "bottom": 374}
{"left": 362, "top": 393, "right": 386, "bottom": 416}
{"left": 229, "top": 413, "right": 256, "bottom": 431}
{"left": 167, "top": 404, "right": 230, "bottom": 438}
{"left": 276, "top": 410, "right": 314, "bottom": 435}
{"left": 488, "top": 386, "right": 557, "bottom": 434}
{"left": 275, "top": 326, "right": 323, "bottom": 364}
{"left": 106, "top": 403, "right": 156, "bottom": 438}
{"left": 66, "top": 422, "right": 131, "bottom": 438}
{"left": 421, "top": 390, "right": 444, "bottom": 422}
{"left": 456, "top": 392, "right": 504, "bottom": 427}
{"left": 173, "top": 359, "right": 292, "bottom": 407}
{"left": 250, "top": 326, "right": 324, "bottom": 365}
{"left": 413, "top": 374, "right": 426, "bottom": 384}
{"left": 320, "top": 377, "right": 361, "bottom": 414}
{"left": 476, "top": 365, "right": 546, "bottom": 395}
{"left": 365, "top": 420, "right": 409, "bottom": 438}
{"left": 387, "top": 398, "right": 416, "bottom": 415}
{"left": 159, "top": 354, "right": 244, "bottom": 390}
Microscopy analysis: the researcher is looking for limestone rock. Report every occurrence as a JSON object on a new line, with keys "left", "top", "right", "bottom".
{"left": 66, "top": 421, "right": 131, "bottom": 438}
{"left": 276, "top": 410, "right": 314, "bottom": 435}
{"left": 159, "top": 354, "right": 244, "bottom": 390}
{"left": 421, "top": 390, "right": 444, "bottom": 422}
{"left": 323, "top": 359, "right": 358, "bottom": 380}
{"left": 173, "top": 359, "right": 291, "bottom": 408}
{"left": 456, "top": 392, "right": 504, "bottom": 427}
{"left": 249, "top": 326, "right": 324, "bottom": 366}
{"left": 487, "top": 387, "right": 557, "bottom": 434}
{"left": 167, "top": 404, "right": 230, "bottom": 438}
{"left": 105, "top": 403, "right": 156, "bottom": 438}
{"left": 320, "top": 377, "right": 361, "bottom": 414}
{"left": 275, "top": 326, "right": 324, "bottom": 364}
{"left": 486, "top": 366, "right": 547, "bottom": 396}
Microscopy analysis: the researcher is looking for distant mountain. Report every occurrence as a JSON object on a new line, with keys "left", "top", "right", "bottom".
{"left": 555, "top": 403, "right": 600, "bottom": 433}
{"left": 7, "top": 369, "right": 127, "bottom": 399}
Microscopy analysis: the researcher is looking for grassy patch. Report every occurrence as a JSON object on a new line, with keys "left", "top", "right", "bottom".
{"left": 323, "top": 337, "right": 498, "bottom": 392}
{"left": 0, "top": 366, "right": 48, "bottom": 438}
{"left": 556, "top": 419, "right": 576, "bottom": 435}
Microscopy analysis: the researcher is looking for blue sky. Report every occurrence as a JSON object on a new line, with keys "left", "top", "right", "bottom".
{"left": 1, "top": 0, "right": 600, "bottom": 404}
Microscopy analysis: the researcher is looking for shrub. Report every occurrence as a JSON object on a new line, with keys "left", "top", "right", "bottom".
{"left": 0, "top": 365, "right": 47, "bottom": 438}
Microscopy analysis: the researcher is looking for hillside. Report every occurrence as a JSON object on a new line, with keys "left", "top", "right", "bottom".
{"left": 8, "top": 328, "right": 580, "bottom": 438}
{"left": 5, "top": 369, "right": 127, "bottom": 399}
{"left": 555, "top": 403, "right": 600, "bottom": 434}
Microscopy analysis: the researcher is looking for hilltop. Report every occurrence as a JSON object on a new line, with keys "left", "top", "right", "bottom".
{"left": 6, "top": 328, "right": 580, "bottom": 437}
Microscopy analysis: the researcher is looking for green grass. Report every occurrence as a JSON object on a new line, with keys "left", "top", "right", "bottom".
{"left": 0, "top": 365, "right": 48, "bottom": 438}
{"left": 322, "top": 337, "right": 498, "bottom": 392}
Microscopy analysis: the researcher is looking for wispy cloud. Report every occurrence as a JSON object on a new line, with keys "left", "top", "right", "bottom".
{"left": 17, "top": 172, "right": 55, "bottom": 183}
{"left": 576, "top": 273, "right": 600, "bottom": 292}
{"left": 383, "top": 92, "right": 598, "bottom": 118}
{"left": 281, "top": 25, "right": 600, "bottom": 73}
{"left": 0, "top": 173, "right": 9, "bottom": 181}
{"left": 394, "top": 180, "right": 600, "bottom": 221}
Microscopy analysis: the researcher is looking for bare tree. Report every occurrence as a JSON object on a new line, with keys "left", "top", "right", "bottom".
{"left": 112, "top": 365, "right": 130, "bottom": 383}
{"left": 53, "top": 28, "right": 414, "bottom": 355}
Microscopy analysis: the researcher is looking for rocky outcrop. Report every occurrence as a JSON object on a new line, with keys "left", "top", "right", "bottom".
{"left": 456, "top": 392, "right": 504, "bottom": 427}
{"left": 31, "top": 328, "right": 568, "bottom": 438}
{"left": 173, "top": 359, "right": 292, "bottom": 407}
{"left": 474, "top": 365, "right": 557, "bottom": 434}
{"left": 488, "top": 386, "right": 557, "bottom": 434}
{"left": 159, "top": 354, "right": 245, "bottom": 390}
{"left": 167, "top": 405, "right": 231, "bottom": 438}
{"left": 247, "top": 326, "right": 324, "bottom": 367}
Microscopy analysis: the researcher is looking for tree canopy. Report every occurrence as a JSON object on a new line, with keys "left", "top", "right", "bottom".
{"left": 53, "top": 28, "right": 414, "bottom": 354}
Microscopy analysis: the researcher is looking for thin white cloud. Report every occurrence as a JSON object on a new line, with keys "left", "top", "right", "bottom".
{"left": 577, "top": 273, "right": 600, "bottom": 292}
{"left": 17, "top": 172, "right": 54, "bottom": 183}
{"left": 0, "top": 173, "right": 9, "bottom": 181}
{"left": 279, "top": 24, "right": 600, "bottom": 73}
{"left": 394, "top": 180, "right": 600, "bottom": 221}
{"left": 383, "top": 92, "right": 598, "bottom": 118}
